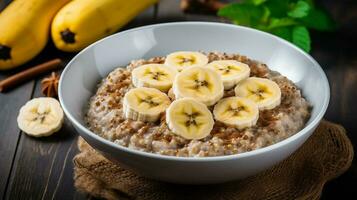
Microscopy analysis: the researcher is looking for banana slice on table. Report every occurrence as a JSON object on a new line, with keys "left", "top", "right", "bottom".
{"left": 123, "top": 87, "right": 171, "bottom": 122}
{"left": 173, "top": 66, "right": 224, "bottom": 106}
{"left": 164, "top": 51, "right": 208, "bottom": 71}
{"left": 206, "top": 60, "right": 250, "bottom": 90}
{"left": 213, "top": 97, "right": 259, "bottom": 129}
{"left": 131, "top": 64, "right": 178, "bottom": 92}
{"left": 234, "top": 77, "right": 281, "bottom": 110}
{"left": 166, "top": 98, "right": 214, "bottom": 140}
{"left": 17, "top": 97, "right": 64, "bottom": 137}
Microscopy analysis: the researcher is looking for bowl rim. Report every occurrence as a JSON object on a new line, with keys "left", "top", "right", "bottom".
{"left": 59, "top": 21, "right": 330, "bottom": 162}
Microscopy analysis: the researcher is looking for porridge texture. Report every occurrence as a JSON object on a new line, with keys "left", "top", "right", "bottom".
{"left": 85, "top": 52, "right": 311, "bottom": 157}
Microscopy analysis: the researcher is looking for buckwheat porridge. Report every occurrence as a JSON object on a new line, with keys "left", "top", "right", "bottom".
{"left": 85, "top": 51, "right": 311, "bottom": 157}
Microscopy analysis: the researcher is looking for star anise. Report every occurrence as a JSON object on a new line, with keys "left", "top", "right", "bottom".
{"left": 41, "top": 72, "right": 60, "bottom": 97}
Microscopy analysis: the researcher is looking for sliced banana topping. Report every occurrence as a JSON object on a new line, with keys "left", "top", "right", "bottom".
{"left": 164, "top": 51, "right": 209, "bottom": 71}
{"left": 166, "top": 98, "right": 214, "bottom": 140}
{"left": 131, "top": 64, "right": 178, "bottom": 92}
{"left": 206, "top": 60, "right": 250, "bottom": 90}
{"left": 123, "top": 87, "right": 171, "bottom": 122}
{"left": 213, "top": 97, "right": 259, "bottom": 129}
{"left": 173, "top": 66, "right": 224, "bottom": 106}
{"left": 17, "top": 97, "right": 64, "bottom": 137}
{"left": 167, "top": 87, "right": 175, "bottom": 100}
{"left": 235, "top": 77, "right": 281, "bottom": 110}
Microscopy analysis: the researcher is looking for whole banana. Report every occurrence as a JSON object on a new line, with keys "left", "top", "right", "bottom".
{"left": 51, "top": 0, "right": 157, "bottom": 52}
{"left": 0, "top": 0, "right": 70, "bottom": 70}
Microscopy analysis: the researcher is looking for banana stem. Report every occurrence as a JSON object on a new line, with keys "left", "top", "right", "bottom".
{"left": 60, "top": 28, "right": 76, "bottom": 44}
{"left": 0, "top": 44, "right": 11, "bottom": 60}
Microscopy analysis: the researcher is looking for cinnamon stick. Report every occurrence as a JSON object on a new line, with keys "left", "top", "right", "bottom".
{"left": 0, "top": 58, "right": 63, "bottom": 92}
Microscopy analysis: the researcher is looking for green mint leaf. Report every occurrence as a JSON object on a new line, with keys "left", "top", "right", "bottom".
{"left": 261, "top": 6, "right": 271, "bottom": 23}
{"left": 292, "top": 26, "right": 311, "bottom": 52}
{"left": 268, "top": 18, "right": 297, "bottom": 29}
{"left": 299, "top": 8, "right": 336, "bottom": 31}
{"left": 242, "top": 0, "right": 267, "bottom": 5}
{"left": 265, "top": 0, "right": 290, "bottom": 18}
{"left": 271, "top": 27, "right": 293, "bottom": 41}
{"left": 288, "top": 0, "right": 311, "bottom": 18}
{"left": 218, "top": 3, "right": 265, "bottom": 27}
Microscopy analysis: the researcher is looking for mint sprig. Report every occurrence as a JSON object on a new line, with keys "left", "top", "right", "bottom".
{"left": 292, "top": 26, "right": 311, "bottom": 52}
{"left": 218, "top": 0, "right": 336, "bottom": 53}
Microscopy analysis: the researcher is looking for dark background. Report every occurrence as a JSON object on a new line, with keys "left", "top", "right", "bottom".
{"left": 0, "top": 0, "right": 356, "bottom": 199}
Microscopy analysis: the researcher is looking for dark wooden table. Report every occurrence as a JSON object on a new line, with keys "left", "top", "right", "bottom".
{"left": 0, "top": 0, "right": 356, "bottom": 199}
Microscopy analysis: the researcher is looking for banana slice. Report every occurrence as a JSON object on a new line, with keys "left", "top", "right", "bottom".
{"left": 234, "top": 77, "right": 281, "bottom": 110}
{"left": 206, "top": 60, "right": 250, "bottom": 90}
{"left": 168, "top": 87, "right": 175, "bottom": 100}
{"left": 166, "top": 98, "right": 214, "bottom": 140}
{"left": 164, "top": 51, "right": 208, "bottom": 71}
{"left": 17, "top": 97, "right": 64, "bottom": 137}
{"left": 173, "top": 66, "right": 224, "bottom": 106}
{"left": 123, "top": 87, "right": 171, "bottom": 122}
{"left": 213, "top": 97, "right": 259, "bottom": 129}
{"left": 131, "top": 64, "right": 178, "bottom": 92}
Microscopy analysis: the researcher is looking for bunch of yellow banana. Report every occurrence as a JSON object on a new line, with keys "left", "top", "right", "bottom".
{"left": 0, "top": 0, "right": 157, "bottom": 70}
{"left": 123, "top": 51, "right": 283, "bottom": 140}
{"left": 0, "top": 0, "right": 70, "bottom": 70}
{"left": 51, "top": 0, "right": 157, "bottom": 52}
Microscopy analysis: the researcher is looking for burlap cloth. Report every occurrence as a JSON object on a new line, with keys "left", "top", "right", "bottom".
{"left": 73, "top": 120, "right": 354, "bottom": 200}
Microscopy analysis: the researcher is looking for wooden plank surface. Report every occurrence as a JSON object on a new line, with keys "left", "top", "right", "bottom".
{"left": 0, "top": 77, "right": 34, "bottom": 198}
{"left": 4, "top": 68, "right": 85, "bottom": 199}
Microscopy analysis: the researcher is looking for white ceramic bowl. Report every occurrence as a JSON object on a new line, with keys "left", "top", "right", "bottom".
{"left": 59, "top": 22, "right": 329, "bottom": 184}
